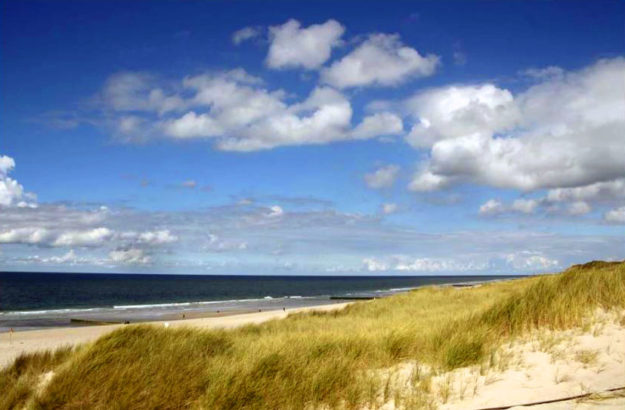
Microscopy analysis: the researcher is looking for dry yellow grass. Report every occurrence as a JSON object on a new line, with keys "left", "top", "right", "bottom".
{"left": 1, "top": 260, "right": 623, "bottom": 409}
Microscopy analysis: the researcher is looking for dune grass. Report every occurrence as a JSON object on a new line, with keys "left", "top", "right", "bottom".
{"left": 1, "top": 261, "right": 623, "bottom": 409}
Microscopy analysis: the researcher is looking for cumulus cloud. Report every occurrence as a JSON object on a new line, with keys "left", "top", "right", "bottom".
{"left": 479, "top": 198, "right": 540, "bottom": 216}
{"left": 567, "top": 201, "right": 592, "bottom": 216}
{"left": 350, "top": 112, "right": 403, "bottom": 139}
{"left": 136, "top": 230, "right": 178, "bottom": 245}
{"left": 266, "top": 19, "right": 344, "bottom": 70}
{"left": 604, "top": 206, "right": 625, "bottom": 224}
{"left": 362, "top": 256, "right": 487, "bottom": 273}
{"left": 214, "top": 86, "right": 353, "bottom": 151}
{"left": 479, "top": 199, "right": 505, "bottom": 215}
{"left": 503, "top": 252, "right": 559, "bottom": 270}
{"left": 149, "top": 71, "right": 402, "bottom": 151}
{"left": 321, "top": 33, "right": 439, "bottom": 88}
{"left": 232, "top": 26, "right": 261, "bottom": 45}
{"left": 52, "top": 227, "right": 113, "bottom": 247}
{"left": 44, "top": 249, "right": 80, "bottom": 264}
{"left": 0, "top": 156, "right": 15, "bottom": 176}
{"left": 0, "top": 227, "right": 52, "bottom": 245}
{"left": 109, "top": 248, "right": 151, "bottom": 264}
{"left": 546, "top": 179, "right": 625, "bottom": 204}
{"left": 363, "top": 252, "right": 559, "bottom": 274}
{"left": 408, "top": 58, "right": 625, "bottom": 193}
{"left": 16, "top": 250, "right": 107, "bottom": 266}
{"left": 364, "top": 165, "right": 400, "bottom": 189}
{"left": 362, "top": 257, "right": 389, "bottom": 272}
{"left": 405, "top": 84, "right": 519, "bottom": 149}
{"left": 0, "top": 223, "right": 178, "bottom": 249}
{"left": 511, "top": 199, "right": 539, "bottom": 214}
{"left": 0, "top": 155, "right": 36, "bottom": 208}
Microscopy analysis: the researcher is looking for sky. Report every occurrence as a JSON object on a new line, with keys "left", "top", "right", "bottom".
{"left": 1, "top": 0, "right": 624, "bottom": 275}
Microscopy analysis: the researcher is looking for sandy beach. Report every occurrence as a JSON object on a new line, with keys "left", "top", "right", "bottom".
{"left": 0, "top": 302, "right": 351, "bottom": 369}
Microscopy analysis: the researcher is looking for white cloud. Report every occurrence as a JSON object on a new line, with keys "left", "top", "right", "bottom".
{"left": 232, "top": 26, "right": 261, "bottom": 45}
{"left": 53, "top": 227, "right": 113, "bottom": 247}
{"left": 0, "top": 227, "right": 52, "bottom": 245}
{"left": 604, "top": 206, "right": 625, "bottom": 224}
{"left": 405, "top": 84, "right": 519, "bottom": 149}
{"left": 503, "top": 252, "right": 559, "bottom": 270}
{"left": 409, "top": 58, "right": 625, "bottom": 193}
{"left": 0, "top": 156, "right": 15, "bottom": 176}
{"left": 321, "top": 33, "right": 439, "bottom": 88}
{"left": 109, "top": 248, "right": 151, "bottom": 265}
{"left": 160, "top": 73, "right": 394, "bottom": 151}
{"left": 546, "top": 179, "right": 625, "bottom": 203}
{"left": 362, "top": 256, "right": 487, "bottom": 273}
{"left": 0, "top": 223, "right": 177, "bottom": 249}
{"left": 351, "top": 112, "right": 403, "bottom": 139}
{"left": 364, "top": 165, "right": 400, "bottom": 189}
{"left": 97, "top": 67, "right": 407, "bottom": 151}
{"left": 511, "top": 199, "right": 539, "bottom": 214}
{"left": 381, "top": 203, "right": 398, "bottom": 215}
{"left": 408, "top": 169, "right": 449, "bottom": 192}
{"left": 204, "top": 233, "right": 248, "bottom": 252}
{"left": 267, "top": 205, "right": 284, "bottom": 217}
{"left": 1, "top": 198, "right": 623, "bottom": 273}
{"left": 479, "top": 199, "right": 505, "bottom": 215}
{"left": 362, "top": 257, "right": 389, "bottom": 272}
{"left": 215, "top": 86, "right": 354, "bottom": 151}
{"left": 137, "top": 230, "right": 178, "bottom": 245}
{"left": 17, "top": 250, "right": 107, "bottom": 266}
{"left": 567, "top": 201, "right": 592, "bottom": 216}
{"left": 266, "top": 19, "right": 344, "bottom": 70}
{"left": 479, "top": 198, "right": 540, "bottom": 216}
{"left": 43, "top": 250, "right": 79, "bottom": 264}
{"left": 0, "top": 155, "right": 36, "bottom": 208}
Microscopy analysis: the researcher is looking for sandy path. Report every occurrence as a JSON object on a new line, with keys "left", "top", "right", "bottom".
{"left": 0, "top": 302, "right": 350, "bottom": 369}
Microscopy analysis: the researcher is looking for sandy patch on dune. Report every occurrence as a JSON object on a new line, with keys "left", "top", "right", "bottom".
{"left": 436, "top": 313, "right": 625, "bottom": 409}
{"left": 377, "top": 310, "right": 625, "bottom": 409}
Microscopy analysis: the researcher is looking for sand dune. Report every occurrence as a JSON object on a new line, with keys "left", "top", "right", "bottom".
{"left": 435, "top": 311, "right": 625, "bottom": 409}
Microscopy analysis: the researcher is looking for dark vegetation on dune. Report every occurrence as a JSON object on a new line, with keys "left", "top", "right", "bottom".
{"left": 1, "top": 261, "right": 624, "bottom": 409}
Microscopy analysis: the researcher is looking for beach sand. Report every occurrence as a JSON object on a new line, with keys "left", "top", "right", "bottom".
{"left": 0, "top": 302, "right": 351, "bottom": 369}
{"left": 373, "top": 310, "right": 625, "bottom": 409}
{"left": 432, "top": 310, "right": 625, "bottom": 409}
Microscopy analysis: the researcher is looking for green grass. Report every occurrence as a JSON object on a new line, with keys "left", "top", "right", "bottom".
{"left": 1, "top": 261, "right": 623, "bottom": 409}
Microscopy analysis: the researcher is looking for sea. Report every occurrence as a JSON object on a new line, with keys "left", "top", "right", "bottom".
{"left": 0, "top": 272, "right": 524, "bottom": 332}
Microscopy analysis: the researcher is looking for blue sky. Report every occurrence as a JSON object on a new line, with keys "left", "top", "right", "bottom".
{"left": 1, "top": 0, "right": 624, "bottom": 274}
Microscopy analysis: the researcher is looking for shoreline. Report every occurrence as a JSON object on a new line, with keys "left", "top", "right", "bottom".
{"left": 0, "top": 278, "right": 517, "bottom": 369}
{"left": 0, "top": 276, "right": 516, "bottom": 334}
{"left": 0, "top": 302, "right": 351, "bottom": 369}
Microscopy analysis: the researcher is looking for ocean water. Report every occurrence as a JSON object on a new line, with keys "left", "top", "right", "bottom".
{"left": 0, "top": 272, "right": 521, "bottom": 331}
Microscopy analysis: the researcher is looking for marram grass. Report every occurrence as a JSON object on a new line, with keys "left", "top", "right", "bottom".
{"left": 1, "top": 261, "right": 623, "bottom": 409}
